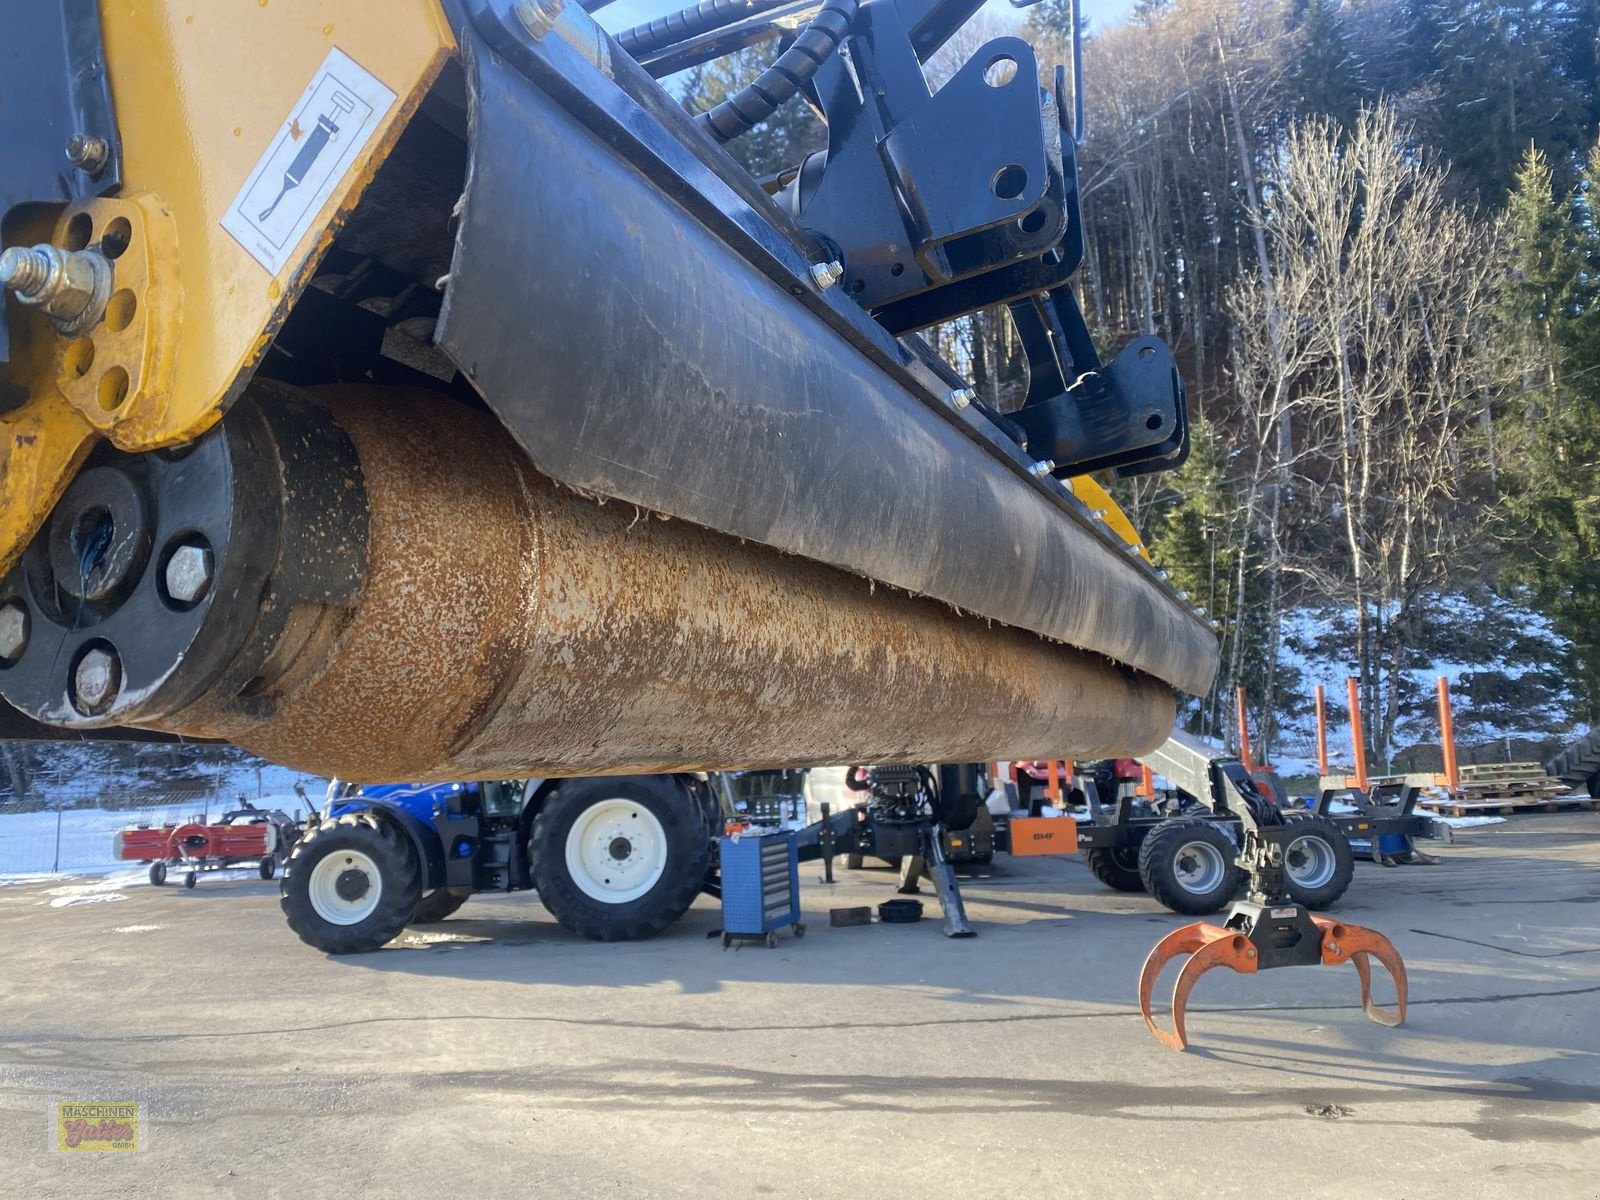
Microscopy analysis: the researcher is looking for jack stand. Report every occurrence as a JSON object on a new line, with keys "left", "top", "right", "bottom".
{"left": 818, "top": 803, "right": 837, "bottom": 884}
{"left": 1137, "top": 821, "right": 1406, "bottom": 1050}
{"left": 895, "top": 822, "right": 975, "bottom": 938}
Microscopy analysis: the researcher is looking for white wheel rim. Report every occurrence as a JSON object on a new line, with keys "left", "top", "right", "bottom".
{"left": 308, "top": 849, "right": 383, "bottom": 926}
{"left": 1173, "top": 840, "right": 1227, "bottom": 894}
{"left": 565, "top": 798, "right": 668, "bottom": 904}
{"left": 1286, "top": 834, "right": 1337, "bottom": 890}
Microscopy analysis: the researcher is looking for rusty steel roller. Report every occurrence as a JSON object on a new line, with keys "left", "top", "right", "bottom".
{"left": 0, "top": 384, "right": 1173, "bottom": 781}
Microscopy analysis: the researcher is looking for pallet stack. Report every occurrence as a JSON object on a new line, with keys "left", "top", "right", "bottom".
{"left": 1422, "top": 762, "right": 1595, "bottom": 817}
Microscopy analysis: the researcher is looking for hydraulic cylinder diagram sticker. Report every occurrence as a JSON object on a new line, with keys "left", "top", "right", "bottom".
{"left": 221, "top": 47, "right": 395, "bottom": 275}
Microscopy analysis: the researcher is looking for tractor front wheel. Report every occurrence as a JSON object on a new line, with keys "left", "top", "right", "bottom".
{"left": 280, "top": 813, "right": 421, "bottom": 953}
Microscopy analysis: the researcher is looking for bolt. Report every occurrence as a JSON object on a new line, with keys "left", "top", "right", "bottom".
{"left": 1090, "top": 508, "right": 1107, "bottom": 520}
{"left": 948, "top": 386, "right": 975, "bottom": 409}
{"left": 515, "top": 0, "right": 565, "bottom": 39}
{"left": 0, "top": 247, "right": 51, "bottom": 296}
{"left": 809, "top": 260, "right": 844, "bottom": 290}
{"left": 1126, "top": 542, "right": 1144, "bottom": 555}
{"left": 65, "top": 133, "right": 110, "bottom": 177}
{"left": 1028, "top": 459, "right": 1057, "bottom": 477}
{"left": 0, "top": 243, "right": 111, "bottom": 334}
{"left": 1155, "top": 568, "right": 1169, "bottom": 579}
{"left": 73, "top": 647, "right": 122, "bottom": 715}
{"left": 165, "top": 542, "right": 214, "bottom": 605}
{"left": 0, "top": 602, "right": 28, "bottom": 662}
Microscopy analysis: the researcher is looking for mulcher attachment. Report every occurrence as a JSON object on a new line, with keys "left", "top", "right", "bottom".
{"left": 1136, "top": 792, "right": 1408, "bottom": 1051}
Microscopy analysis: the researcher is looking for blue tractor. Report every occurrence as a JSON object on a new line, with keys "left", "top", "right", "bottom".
{"left": 280, "top": 776, "right": 719, "bottom": 954}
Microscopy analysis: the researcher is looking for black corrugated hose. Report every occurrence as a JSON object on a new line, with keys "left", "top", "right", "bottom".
{"left": 615, "top": 0, "right": 859, "bottom": 145}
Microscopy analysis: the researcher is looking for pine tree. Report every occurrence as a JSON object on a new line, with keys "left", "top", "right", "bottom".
{"left": 1497, "top": 139, "right": 1600, "bottom": 717}
{"left": 1288, "top": 0, "right": 1362, "bottom": 127}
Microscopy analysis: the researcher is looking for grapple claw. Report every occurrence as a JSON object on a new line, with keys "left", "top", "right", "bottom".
{"left": 1314, "top": 917, "right": 1408, "bottom": 1027}
{"left": 1138, "top": 923, "right": 1259, "bottom": 1051}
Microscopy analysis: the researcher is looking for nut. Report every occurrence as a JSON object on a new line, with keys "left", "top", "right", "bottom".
{"left": 948, "top": 387, "right": 976, "bottom": 410}
{"left": 65, "top": 133, "right": 110, "bottom": 176}
{"left": 0, "top": 602, "right": 28, "bottom": 661}
{"left": 74, "top": 647, "right": 122, "bottom": 714}
{"left": 165, "top": 543, "right": 214, "bottom": 605}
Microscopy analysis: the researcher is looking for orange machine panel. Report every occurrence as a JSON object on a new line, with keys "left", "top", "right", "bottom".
{"left": 1009, "top": 816, "right": 1078, "bottom": 856}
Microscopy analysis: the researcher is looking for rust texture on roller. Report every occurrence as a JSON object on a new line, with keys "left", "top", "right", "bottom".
{"left": 165, "top": 390, "right": 1175, "bottom": 782}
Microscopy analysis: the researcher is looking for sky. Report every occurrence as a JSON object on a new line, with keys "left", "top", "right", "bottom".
{"left": 595, "top": 0, "right": 1139, "bottom": 42}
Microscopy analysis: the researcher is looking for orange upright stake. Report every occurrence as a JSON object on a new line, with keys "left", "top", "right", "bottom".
{"left": 1315, "top": 684, "right": 1329, "bottom": 777}
{"left": 1347, "top": 676, "right": 1369, "bottom": 792}
{"left": 1045, "top": 760, "right": 1064, "bottom": 804}
{"left": 1235, "top": 685, "right": 1254, "bottom": 772}
{"left": 1137, "top": 764, "right": 1155, "bottom": 799}
{"left": 1436, "top": 677, "right": 1459, "bottom": 791}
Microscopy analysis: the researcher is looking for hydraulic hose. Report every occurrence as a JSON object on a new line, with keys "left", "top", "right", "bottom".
{"left": 692, "top": 0, "right": 858, "bottom": 144}
{"left": 615, "top": 0, "right": 793, "bottom": 59}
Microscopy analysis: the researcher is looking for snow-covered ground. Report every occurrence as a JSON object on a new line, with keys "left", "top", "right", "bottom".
{"left": 0, "top": 762, "right": 326, "bottom": 877}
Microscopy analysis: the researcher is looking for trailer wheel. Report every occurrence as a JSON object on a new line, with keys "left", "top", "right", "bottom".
{"left": 529, "top": 776, "right": 710, "bottom": 941}
{"left": 1084, "top": 846, "right": 1145, "bottom": 892}
{"left": 280, "top": 813, "right": 421, "bottom": 954}
{"left": 148, "top": 862, "right": 167, "bottom": 887}
{"left": 184, "top": 871, "right": 197, "bottom": 889}
{"left": 258, "top": 856, "right": 276, "bottom": 881}
{"left": 1281, "top": 816, "right": 1355, "bottom": 909}
{"left": 412, "top": 889, "right": 471, "bottom": 923}
{"left": 1138, "top": 818, "right": 1241, "bottom": 915}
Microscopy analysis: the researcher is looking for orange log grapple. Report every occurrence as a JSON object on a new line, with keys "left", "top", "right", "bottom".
{"left": 1137, "top": 793, "right": 1408, "bottom": 1052}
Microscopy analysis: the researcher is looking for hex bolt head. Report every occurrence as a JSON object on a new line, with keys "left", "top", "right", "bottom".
{"left": 73, "top": 647, "right": 122, "bottom": 715}
{"left": 948, "top": 386, "right": 976, "bottom": 410}
{"left": 0, "top": 602, "right": 28, "bottom": 662}
{"left": 1028, "top": 459, "right": 1057, "bottom": 477}
{"left": 165, "top": 542, "right": 214, "bottom": 605}
{"left": 809, "top": 260, "right": 844, "bottom": 290}
{"left": 65, "top": 133, "right": 110, "bottom": 176}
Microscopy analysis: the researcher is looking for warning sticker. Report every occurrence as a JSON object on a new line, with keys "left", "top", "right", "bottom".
{"left": 221, "top": 47, "right": 396, "bottom": 276}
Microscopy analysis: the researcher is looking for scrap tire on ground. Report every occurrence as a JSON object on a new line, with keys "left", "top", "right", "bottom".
{"left": 1084, "top": 846, "right": 1145, "bottom": 892}
{"left": 280, "top": 813, "right": 422, "bottom": 954}
{"left": 1138, "top": 817, "right": 1242, "bottom": 915}
{"left": 529, "top": 776, "right": 710, "bottom": 942}
{"left": 1279, "top": 815, "right": 1355, "bottom": 909}
{"left": 411, "top": 888, "right": 472, "bottom": 923}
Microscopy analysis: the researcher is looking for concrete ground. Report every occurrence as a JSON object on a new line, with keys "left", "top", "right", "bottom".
{"left": 2, "top": 812, "right": 1598, "bottom": 1199}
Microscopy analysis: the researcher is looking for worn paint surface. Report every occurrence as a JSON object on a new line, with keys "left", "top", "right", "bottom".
{"left": 167, "top": 391, "right": 1175, "bottom": 781}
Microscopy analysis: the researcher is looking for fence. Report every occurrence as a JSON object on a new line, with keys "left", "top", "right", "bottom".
{"left": 0, "top": 743, "right": 326, "bottom": 877}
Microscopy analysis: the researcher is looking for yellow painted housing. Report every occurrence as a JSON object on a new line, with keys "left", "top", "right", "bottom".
{"left": 0, "top": 0, "right": 454, "bottom": 576}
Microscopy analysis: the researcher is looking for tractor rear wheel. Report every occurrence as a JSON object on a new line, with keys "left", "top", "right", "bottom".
{"left": 1138, "top": 818, "right": 1242, "bottom": 915}
{"left": 412, "top": 889, "right": 472, "bottom": 923}
{"left": 280, "top": 813, "right": 421, "bottom": 953}
{"left": 1084, "top": 846, "right": 1145, "bottom": 892}
{"left": 529, "top": 776, "right": 709, "bottom": 941}
{"left": 1280, "top": 816, "right": 1354, "bottom": 909}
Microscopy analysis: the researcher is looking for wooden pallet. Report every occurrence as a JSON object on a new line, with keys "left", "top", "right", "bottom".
{"left": 1420, "top": 794, "right": 1600, "bottom": 818}
{"left": 1458, "top": 762, "right": 1551, "bottom": 782}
